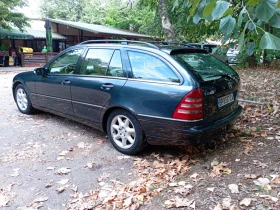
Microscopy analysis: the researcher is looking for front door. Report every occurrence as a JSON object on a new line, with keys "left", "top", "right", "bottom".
{"left": 71, "top": 48, "right": 127, "bottom": 124}
{"left": 35, "top": 48, "right": 84, "bottom": 115}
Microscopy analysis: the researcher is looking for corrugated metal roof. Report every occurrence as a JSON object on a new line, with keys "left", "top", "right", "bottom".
{"left": 49, "top": 18, "right": 157, "bottom": 39}
{"left": 0, "top": 28, "right": 34, "bottom": 39}
{"left": 26, "top": 29, "right": 66, "bottom": 39}
{"left": 0, "top": 27, "right": 66, "bottom": 40}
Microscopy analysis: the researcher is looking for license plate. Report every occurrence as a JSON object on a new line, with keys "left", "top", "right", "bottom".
{"left": 217, "top": 93, "right": 234, "bottom": 108}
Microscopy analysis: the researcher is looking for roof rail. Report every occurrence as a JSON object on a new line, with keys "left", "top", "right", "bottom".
{"left": 148, "top": 41, "right": 196, "bottom": 49}
{"left": 78, "top": 40, "right": 159, "bottom": 49}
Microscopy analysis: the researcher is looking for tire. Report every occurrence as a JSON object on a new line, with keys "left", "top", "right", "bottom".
{"left": 107, "top": 109, "right": 146, "bottom": 155}
{"left": 14, "top": 84, "right": 35, "bottom": 114}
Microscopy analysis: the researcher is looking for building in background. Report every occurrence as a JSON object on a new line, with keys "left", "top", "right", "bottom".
{"left": 0, "top": 19, "right": 159, "bottom": 56}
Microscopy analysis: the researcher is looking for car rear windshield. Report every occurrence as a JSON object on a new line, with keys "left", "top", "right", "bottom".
{"left": 171, "top": 51, "right": 238, "bottom": 81}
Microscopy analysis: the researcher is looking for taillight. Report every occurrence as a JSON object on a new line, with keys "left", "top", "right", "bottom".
{"left": 172, "top": 88, "right": 203, "bottom": 120}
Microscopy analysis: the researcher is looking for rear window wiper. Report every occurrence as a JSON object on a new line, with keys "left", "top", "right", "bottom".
{"left": 205, "top": 73, "right": 233, "bottom": 79}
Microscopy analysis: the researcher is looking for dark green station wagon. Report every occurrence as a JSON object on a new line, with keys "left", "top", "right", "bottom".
{"left": 12, "top": 40, "right": 242, "bottom": 154}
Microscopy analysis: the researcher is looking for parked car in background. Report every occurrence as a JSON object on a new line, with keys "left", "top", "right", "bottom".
{"left": 188, "top": 43, "right": 228, "bottom": 63}
{"left": 12, "top": 40, "right": 242, "bottom": 155}
{"left": 227, "top": 48, "right": 239, "bottom": 64}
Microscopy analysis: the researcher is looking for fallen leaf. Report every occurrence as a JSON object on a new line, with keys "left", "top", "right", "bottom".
{"left": 77, "top": 142, "right": 85, "bottom": 148}
{"left": 259, "top": 195, "right": 278, "bottom": 203}
{"left": 240, "top": 198, "right": 251, "bottom": 206}
{"left": 261, "top": 130, "right": 267, "bottom": 137}
{"left": 0, "top": 196, "right": 9, "bottom": 207}
{"left": 222, "top": 197, "right": 232, "bottom": 208}
{"left": 55, "top": 167, "right": 71, "bottom": 175}
{"left": 164, "top": 199, "right": 175, "bottom": 208}
{"left": 46, "top": 167, "right": 55, "bottom": 170}
{"left": 174, "top": 197, "right": 194, "bottom": 208}
{"left": 45, "top": 180, "right": 54, "bottom": 188}
{"left": 86, "top": 163, "right": 93, "bottom": 168}
{"left": 244, "top": 174, "right": 259, "bottom": 179}
{"left": 57, "top": 179, "right": 69, "bottom": 185}
{"left": 190, "top": 173, "right": 199, "bottom": 180}
{"left": 207, "top": 187, "right": 215, "bottom": 192}
{"left": 212, "top": 162, "right": 231, "bottom": 176}
{"left": 59, "top": 150, "right": 68, "bottom": 156}
{"left": 214, "top": 203, "right": 223, "bottom": 210}
{"left": 228, "top": 184, "right": 239, "bottom": 193}
{"left": 253, "top": 177, "right": 270, "bottom": 187}
{"left": 33, "top": 196, "right": 48, "bottom": 203}
{"left": 169, "top": 182, "right": 178, "bottom": 187}
{"left": 178, "top": 181, "right": 186, "bottom": 186}
{"left": 57, "top": 186, "right": 66, "bottom": 193}
{"left": 270, "top": 174, "right": 280, "bottom": 183}
{"left": 96, "top": 139, "right": 104, "bottom": 144}
{"left": 71, "top": 185, "right": 78, "bottom": 193}
{"left": 229, "top": 205, "right": 241, "bottom": 210}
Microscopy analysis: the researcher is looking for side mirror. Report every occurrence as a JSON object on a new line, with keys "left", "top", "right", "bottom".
{"left": 34, "top": 67, "right": 48, "bottom": 76}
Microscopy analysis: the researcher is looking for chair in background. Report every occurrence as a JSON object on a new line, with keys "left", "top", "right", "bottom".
{"left": 0, "top": 56, "right": 4, "bottom": 67}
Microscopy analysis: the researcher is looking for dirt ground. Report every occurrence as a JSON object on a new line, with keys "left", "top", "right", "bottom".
{"left": 0, "top": 68, "right": 280, "bottom": 210}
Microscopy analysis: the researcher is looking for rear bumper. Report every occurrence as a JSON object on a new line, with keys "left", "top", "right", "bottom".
{"left": 140, "top": 105, "right": 242, "bottom": 145}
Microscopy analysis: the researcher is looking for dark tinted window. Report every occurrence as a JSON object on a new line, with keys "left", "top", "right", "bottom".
{"left": 127, "top": 51, "right": 180, "bottom": 83}
{"left": 172, "top": 52, "right": 238, "bottom": 81}
{"left": 106, "top": 50, "right": 124, "bottom": 77}
{"left": 81, "top": 49, "right": 114, "bottom": 75}
{"left": 49, "top": 49, "right": 83, "bottom": 74}
{"left": 203, "top": 45, "right": 217, "bottom": 53}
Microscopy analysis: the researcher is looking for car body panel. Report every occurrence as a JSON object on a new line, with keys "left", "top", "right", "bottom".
{"left": 71, "top": 76, "right": 127, "bottom": 123}
{"left": 34, "top": 74, "right": 73, "bottom": 115}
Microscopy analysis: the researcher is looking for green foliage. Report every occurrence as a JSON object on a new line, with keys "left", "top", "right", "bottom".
{"left": 0, "top": 43, "right": 8, "bottom": 52}
{"left": 171, "top": 0, "right": 280, "bottom": 65}
{"left": 260, "top": 32, "right": 280, "bottom": 50}
{"left": 40, "top": 0, "right": 156, "bottom": 35}
{"left": 0, "top": 0, "right": 30, "bottom": 30}
{"left": 41, "top": 0, "right": 85, "bottom": 22}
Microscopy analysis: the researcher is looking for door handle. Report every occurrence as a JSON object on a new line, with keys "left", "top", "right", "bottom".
{"left": 61, "top": 80, "right": 71, "bottom": 85}
{"left": 101, "top": 83, "right": 114, "bottom": 90}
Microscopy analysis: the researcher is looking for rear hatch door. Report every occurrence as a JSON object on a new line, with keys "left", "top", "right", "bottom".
{"left": 170, "top": 49, "right": 240, "bottom": 122}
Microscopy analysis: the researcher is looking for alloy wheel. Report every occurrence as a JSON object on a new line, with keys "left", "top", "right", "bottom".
{"left": 16, "top": 88, "right": 28, "bottom": 111}
{"left": 110, "top": 115, "right": 136, "bottom": 149}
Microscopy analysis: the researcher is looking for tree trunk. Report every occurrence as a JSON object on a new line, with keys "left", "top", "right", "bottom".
{"left": 248, "top": 55, "right": 257, "bottom": 68}
{"left": 158, "top": 0, "right": 176, "bottom": 42}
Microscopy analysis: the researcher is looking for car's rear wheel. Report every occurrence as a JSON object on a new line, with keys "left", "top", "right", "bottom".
{"left": 15, "top": 84, "right": 34, "bottom": 114}
{"left": 107, "top": 109, "right": 146, "bottom": 155}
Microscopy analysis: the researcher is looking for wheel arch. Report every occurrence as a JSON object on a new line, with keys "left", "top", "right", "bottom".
{"left": 12, "top": 81, "right": 23, "bottom": 99}
{"left": 101, "top": 106, "right": 138, "bottom": 134}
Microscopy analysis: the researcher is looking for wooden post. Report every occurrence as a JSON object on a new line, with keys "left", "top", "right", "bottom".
{"left": 21, "top": 53, "right": 25, "bottom": 67}
{"left": 45, "top": 53, "right": 48, "bottom": 63}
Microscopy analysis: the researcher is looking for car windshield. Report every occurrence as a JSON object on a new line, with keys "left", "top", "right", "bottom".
{"left": 171, "top": 52, "right": 238, "bottom": 81}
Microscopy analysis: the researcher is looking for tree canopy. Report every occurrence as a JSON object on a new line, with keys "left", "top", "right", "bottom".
{"left": 40, "top": 0, "right": 156, "bottom": 35}
{"left": 40, "top": 0, "right": 280, "bottom": 64}
{"left": 0, "top": 0, "right": 30, "bottom": 30}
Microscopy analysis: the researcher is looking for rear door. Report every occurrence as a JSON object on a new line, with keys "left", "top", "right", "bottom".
{"left": 70, "top": 48, "right": 127, "bottom": 124}
{"left": 35, "top": 48, "right": 84, "bottom": 115}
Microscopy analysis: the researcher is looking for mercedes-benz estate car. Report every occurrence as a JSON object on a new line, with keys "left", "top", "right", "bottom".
{"left": 12, "top": 40, "right": 242, "bottom": 155}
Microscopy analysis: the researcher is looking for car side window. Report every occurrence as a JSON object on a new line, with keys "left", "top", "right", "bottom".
{"left": 127, "top": 51, "right": 180, "bottom": 83}
{"left": 81, "top": 49, "right": 114, "bottom": 76}
{"left": 106, "top": 50, "right": 124, "bottom": 77}
{"left": 49, "top": 49, "right": 83, "bottom": 74}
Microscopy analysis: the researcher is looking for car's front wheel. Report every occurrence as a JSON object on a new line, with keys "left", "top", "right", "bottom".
{"left": 14, "top": 84, "right": 34, "bottom": 114}
{"left": 107, "top": 109, "right": 146, "bottom": 155}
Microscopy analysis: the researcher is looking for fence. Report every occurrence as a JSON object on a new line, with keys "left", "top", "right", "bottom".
{"left": 20, "top": 52, "right": 59, "bottom": 67}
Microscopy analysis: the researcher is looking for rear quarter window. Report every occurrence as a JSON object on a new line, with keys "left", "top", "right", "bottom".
{"left": 127, "top": 50, "right": 180, "bottom": 83}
